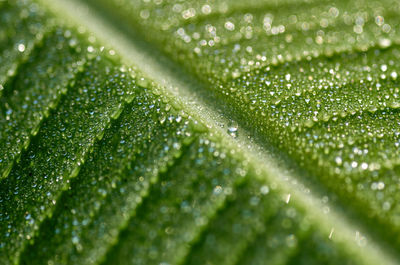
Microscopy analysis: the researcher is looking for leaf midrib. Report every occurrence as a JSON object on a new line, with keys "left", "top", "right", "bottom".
{"left": 36, "top": 0, "right": 400, "bottom": 264}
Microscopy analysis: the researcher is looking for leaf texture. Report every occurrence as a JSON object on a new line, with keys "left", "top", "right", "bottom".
{"left": 1, "top": 0, "right": 400, "bottom": 264}
{"left": 81, "top": 0, "right": 400, "bottom": 257}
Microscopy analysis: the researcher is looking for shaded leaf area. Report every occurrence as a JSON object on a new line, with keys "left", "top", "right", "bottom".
{"left": 187, "top": 195, "right": 354, "bottom": 265}
{"left": 86, "top": 0, "right": 400, "bottom": 252}
{"left": 182, "top": 180, "right": 294, "bottom": 265}
{"left": 0, "top": 1, "right": 392, "bottom": 265}
{"left": 237, "top": 217, "right": 356, "bottom": 265}
{"left": 0, "top": 0, "right": 50, "bottom": 92}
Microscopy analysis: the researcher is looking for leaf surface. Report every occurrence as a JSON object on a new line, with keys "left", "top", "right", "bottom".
{"left": 1, "top": 0, "right": 400, "bottom": 264}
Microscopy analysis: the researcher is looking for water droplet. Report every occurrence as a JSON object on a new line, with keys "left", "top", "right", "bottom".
{"left": 224, "top": 21, "right": 235, "bottom": 31}
{"left": 18, "top": 44, "right": 25, "bottom": 52}
{"left": 227, "top": 121, "right": 238, "bottom": 138}
{"left": 379, "top": 38, "right": 391, "bottom": 48}
{"left": 260, "top": 185, "right": 270, "bottom": 195}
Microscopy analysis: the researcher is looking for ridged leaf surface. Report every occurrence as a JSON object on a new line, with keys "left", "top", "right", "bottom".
{"left": 1, "top": 0, "right": 400, "bottom": 264}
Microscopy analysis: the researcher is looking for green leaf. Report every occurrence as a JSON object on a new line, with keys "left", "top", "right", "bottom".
{"left": 1, "top": 0, "right": 400, "bottom": 264}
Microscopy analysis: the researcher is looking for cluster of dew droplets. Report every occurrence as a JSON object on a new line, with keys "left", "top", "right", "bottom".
{"left": 218, "top": 45, "right": 400, "bottom": 221}
{"left": 116, "top": 0, "right": 400, "bottom": 86}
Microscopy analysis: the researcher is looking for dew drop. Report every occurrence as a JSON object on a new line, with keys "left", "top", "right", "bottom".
{"left": 379, "top": 38, "right": 391, "bottom": 48}
{"left": 17, "top": 44, "right": 26, "bottom": 52}
{"left": 227, "top": 121, "right": 238, "bottom": 138}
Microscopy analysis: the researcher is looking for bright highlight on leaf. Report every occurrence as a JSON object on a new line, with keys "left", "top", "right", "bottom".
{"left": 1, "top": 0, "right": 400, "bottom": 264}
